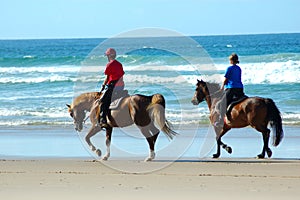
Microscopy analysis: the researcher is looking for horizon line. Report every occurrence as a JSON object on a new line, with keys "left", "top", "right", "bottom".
{"left": 0, "top": 32, "right": 299, "bottom": 41}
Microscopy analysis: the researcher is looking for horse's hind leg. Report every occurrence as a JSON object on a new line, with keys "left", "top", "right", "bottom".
{"left": 102, "top": 127, "right": 112, "bottom": 161}
{"left": 256, "top": 127, "right": 271, "bottom": 159}
{"left": 141, "top": 124, "right": 159, "bottom": 162}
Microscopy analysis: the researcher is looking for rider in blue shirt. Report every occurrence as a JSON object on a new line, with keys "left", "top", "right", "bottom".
{"left": 215, "top": 53, "right": 244, "bottom": 128}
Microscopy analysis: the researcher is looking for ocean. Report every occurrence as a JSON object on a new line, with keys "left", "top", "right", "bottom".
{"left": 1, "top": 33, "right": 299, "bottom": 127}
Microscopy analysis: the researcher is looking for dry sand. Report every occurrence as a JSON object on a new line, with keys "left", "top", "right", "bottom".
{"left": 1, "top": 159, "right": 300, "bottom": 200}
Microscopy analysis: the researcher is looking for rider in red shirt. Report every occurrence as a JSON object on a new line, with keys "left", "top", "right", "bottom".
{"left": 98, "top": 48, "right": 125, "bottom": 128}
{"left": 104, "top": 59, "right": 124, "bottom": 89}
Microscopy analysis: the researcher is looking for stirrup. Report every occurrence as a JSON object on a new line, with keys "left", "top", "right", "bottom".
{"left": 97, "top": 118, "right": 108, "bottom": 129}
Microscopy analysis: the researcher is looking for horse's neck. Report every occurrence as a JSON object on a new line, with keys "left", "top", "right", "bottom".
{"left": 206, "top": 94, "right": 220, "bottom": 112}
{"left": 205, "top": 83, "right": 221, "bottom": 111}
{"left": 211, "top": 97, "right": 220, "bottom": 109}
{"left": 75, "top": 92, "right": 98, "bottom": 112}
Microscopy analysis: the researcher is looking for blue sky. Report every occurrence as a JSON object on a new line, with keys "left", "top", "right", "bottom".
{"left": 1, "top": 0, "right": 299, "bottom": 39}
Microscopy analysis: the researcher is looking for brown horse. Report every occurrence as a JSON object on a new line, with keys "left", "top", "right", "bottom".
{"left": 191, "top": 79, "right": 283, "bottom": 159}
{"left": 67, "top": 92, "right": 177, "bottom": 161}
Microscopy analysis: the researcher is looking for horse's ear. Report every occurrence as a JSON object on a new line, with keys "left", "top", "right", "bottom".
{"left": 66, "top": 104, "right": 71, "bottom": 108}
{"left": 198, "top": 79, "right": 207, "bottom": 88}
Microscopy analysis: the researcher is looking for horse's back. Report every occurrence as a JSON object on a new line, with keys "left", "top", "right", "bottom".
{"left": 109, "top": 94, "right": 152, "bottom": 127}
{"left": 227, "top": 96, "right": 269, "bottom": 125}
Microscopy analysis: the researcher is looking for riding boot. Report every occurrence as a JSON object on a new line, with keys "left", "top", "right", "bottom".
{"left": 98, "top": 103, "right": 109, "bottom": 129}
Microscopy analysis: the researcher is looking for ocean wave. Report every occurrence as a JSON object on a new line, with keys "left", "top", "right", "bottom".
{"left": 23, "top": 55, "right": 36, "bottom": 59}
{"left": 0, "top": 56, "right": 83, "bottom": 67}
{"left": 0, "top": 75, "right": 76, "bottom": 84}
{"left": 0, "top": 93, "right": 74, "bottom": 101}
{"left": 0, "top": 65, "right": 80, "bottom": 74}
{"left": 241, "top": 61, "right": 300, "bottom": 84}
{"left": 0, "top": 108, "right": 70, "bottom": 118}
{"left": 0, "top": 120, "right": 71, "bottom": 126}
{"left": 1, "top": 112, "right": 299, "bottom": 126}
{"left": 1, "top": 60, "right": 300, "bottom": 85}
{"left": 208, "top": 61, "right": 300, "bottom": 84}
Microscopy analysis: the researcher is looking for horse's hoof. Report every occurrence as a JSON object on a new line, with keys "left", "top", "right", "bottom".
{"left": 225, "top": 146, "right": 232, "bottom": 154}
{"left": 102, "top": 156, "right": 108, "bottom": 161}
{"left": 267, "top": 149, "right": 272, "bottom": 158}
{"left": 95, "top": 149, "right": 102, "bottom": 157}
{"left": 144, "top": 157, "right": 153, "bottom": 162}
{"left": 213, "top": 154, "right": 220, "bottom": 158}
{"left": 90, "top": 146, "right": 96, "bottom": 151}
{"left": 102, "top": 153, "right": 110, "bottom": 161}
{"left": 256, "top": 154, "right": 265, "bottom": 159}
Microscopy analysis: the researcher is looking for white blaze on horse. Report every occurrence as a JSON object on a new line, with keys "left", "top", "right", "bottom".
{"left": 67, "top": 91, "right": 177, "bottom": 161}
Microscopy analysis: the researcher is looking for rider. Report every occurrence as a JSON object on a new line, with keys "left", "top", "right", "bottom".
{"left": 98, "top": 48, "right": 125, "bottom": 128}
{"left": 214, "top": 53, "right": 244, "bottom": 128}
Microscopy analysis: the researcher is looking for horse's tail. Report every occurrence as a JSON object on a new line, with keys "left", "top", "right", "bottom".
{"left": 265, "top": 98, "right": 284, "bottom": 146}
{"left": 147, "top": 94, "right": 178, "bottom": 140}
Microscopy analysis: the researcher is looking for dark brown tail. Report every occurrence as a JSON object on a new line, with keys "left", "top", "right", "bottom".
{"left": 147, "top": 94, "right": 178, "bottom": 140}
{"left": 265, "top": 98, "right": 284, "bottom": 146}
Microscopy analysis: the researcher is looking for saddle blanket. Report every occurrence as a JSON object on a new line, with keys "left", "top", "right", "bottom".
{"left": 109, "top": 90, "right": 129, "bottom": 110}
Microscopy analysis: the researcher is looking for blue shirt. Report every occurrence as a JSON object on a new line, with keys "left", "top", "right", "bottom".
{"left": 224, "top": 65, "right": 243, "bottom": 89}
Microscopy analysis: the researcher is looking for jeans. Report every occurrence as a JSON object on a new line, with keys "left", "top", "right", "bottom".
{"left": 217, "top": 88, "right": 244, "bottom": 124}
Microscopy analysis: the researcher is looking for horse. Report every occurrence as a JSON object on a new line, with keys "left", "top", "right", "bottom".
{"left": 191, "top": 79, "right": 283, "bottom": 159}
{"left": 66, "top": 91, "right": 177, "bottom": 161}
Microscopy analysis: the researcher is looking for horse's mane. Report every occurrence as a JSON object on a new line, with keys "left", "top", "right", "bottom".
{"left": 73, "top": 92, "right": 100, "bottom": 107}
{"left": 205, "top": 82, "right": 221, "bottom": 94}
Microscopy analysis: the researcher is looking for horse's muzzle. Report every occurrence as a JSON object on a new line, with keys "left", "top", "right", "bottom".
{"left": 191, "top": 98, "right": 200, "bottom": 105}
{"left": 74, "top": 123, "right": 83, "bottom": 132}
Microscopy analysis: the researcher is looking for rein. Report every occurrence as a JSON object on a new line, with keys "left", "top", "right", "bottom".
{"left": 83, "top": 115, "right": 90, "bottom": 124}
{"left": 208, "top": 89, "right": 223, "bottom": 99}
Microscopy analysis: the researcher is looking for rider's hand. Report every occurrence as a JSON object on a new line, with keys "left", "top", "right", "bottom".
{"left": 100, "top": 84, "right": 105, "bottom": 92}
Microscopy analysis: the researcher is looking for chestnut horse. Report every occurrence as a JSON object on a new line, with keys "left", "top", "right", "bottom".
{"left": 191, "top": 80, "right": 283, "bottom": 158}
{"left": 67, "top": 92, "right": 177, "bottom": 161}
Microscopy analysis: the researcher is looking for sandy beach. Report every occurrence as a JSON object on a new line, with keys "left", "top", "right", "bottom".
{"left": 1, "top": 159, "right": 300, "bottom": 200}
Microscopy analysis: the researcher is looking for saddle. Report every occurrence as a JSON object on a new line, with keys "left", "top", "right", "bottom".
{"left": 226, "top": 95, "right": 248, "bottom": 120}
{"left": 109, "top": 90, "right": 129, "bottom": 110}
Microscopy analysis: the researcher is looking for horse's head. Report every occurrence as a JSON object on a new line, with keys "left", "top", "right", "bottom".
{"left": 66, "top": 92, "right": 99, "bottom": 132}
{"left": 191, "top": 79, "right": 209, "bottom": 105}
{"left": 66, "top": 104, "right": 85, "bottom": 132}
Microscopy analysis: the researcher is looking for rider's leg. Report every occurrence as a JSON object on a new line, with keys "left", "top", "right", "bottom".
{"left": 98, "top": 86, "right": 113, "bottom": 128}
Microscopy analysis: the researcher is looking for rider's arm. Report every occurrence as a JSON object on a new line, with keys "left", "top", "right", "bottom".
{"left": 220, "top": 77, "right": 228, "bottom": 91}
{"left": 103, "top": 75, "right": 109, "bottom": 86}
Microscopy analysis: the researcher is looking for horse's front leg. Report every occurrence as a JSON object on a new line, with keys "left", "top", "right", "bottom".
{"left": 213, "top": 127, "right": 231, "bottom": 158}
{"left": 213, "top": 138, "right": 222, "bottom": 158}
{"left": 102, "top": 127, "right": 112, "bottom": 161}
{"left": 85, "top": 125, "right": 102, "bottom": 157}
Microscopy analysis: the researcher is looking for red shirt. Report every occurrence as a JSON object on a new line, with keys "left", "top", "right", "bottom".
{"left": 104, "top": 60, "right": 125, "bottom": 87}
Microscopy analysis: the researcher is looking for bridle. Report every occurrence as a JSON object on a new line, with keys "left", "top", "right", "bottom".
{"left": 196, "top": 84, "right": 223, "bottom": 103}
{"left": 69, "top": 109, "right": 85, "bottom": 131}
